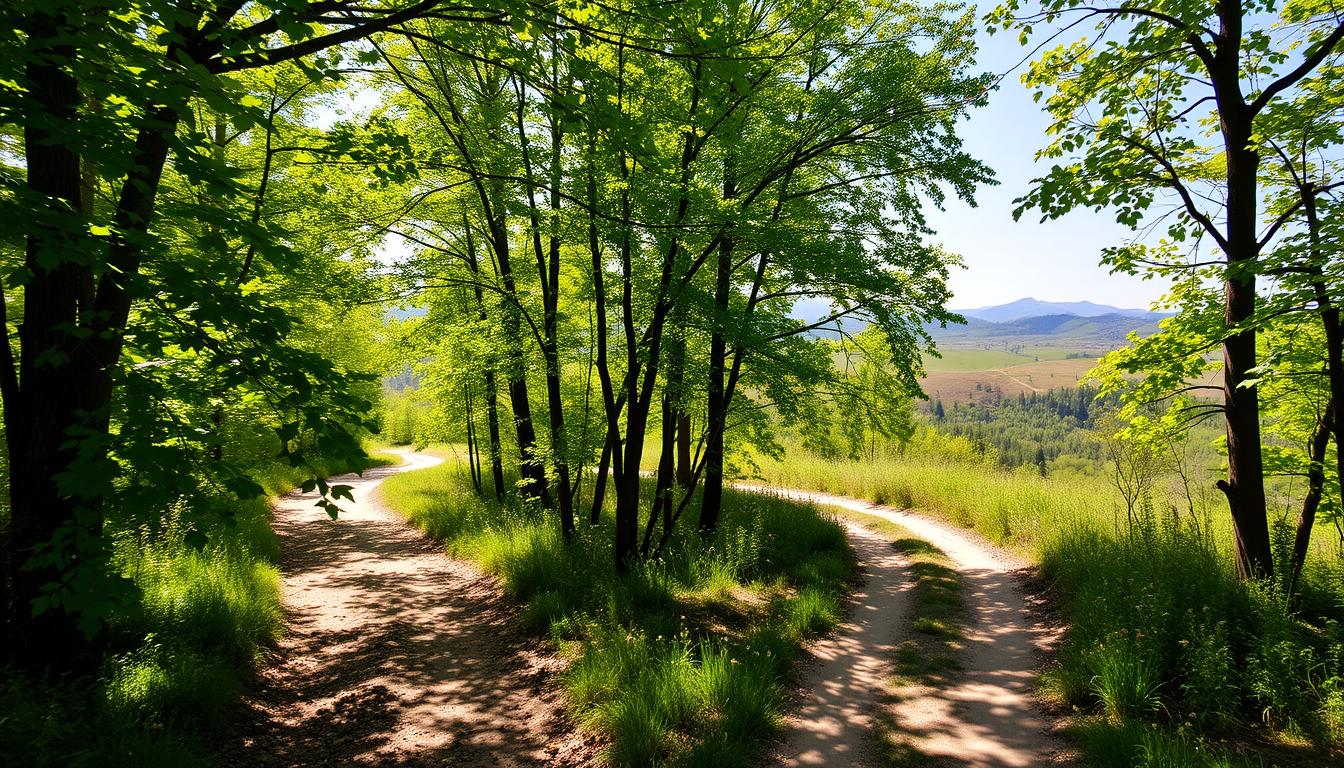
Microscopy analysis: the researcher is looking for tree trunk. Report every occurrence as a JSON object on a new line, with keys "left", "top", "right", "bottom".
{"left": 1216, "top": 94, "right": 1272, "bottom": 579}
{"left": 699, "top": 235, "right": 732, "bottom": 535}
{"left": 483, "top": 371, "right": 506, "bottom": 501}
{"left": 488, "top": 207, "right": 550, "bottom": 507}
{"left": 7, "top": 10, "right": 90, "bottom": 671}
{"left": 465, "top": 382, "right": 482, "bottom": 494}
{"left": 676, "top": 411, "right": 692, "bottom": 489}
{"left": 664, "top": 322, "right": 691, "bottom": 490}
{"left": 1290, "top": 404, "right": 1332, "bottom": 592}
{"left": 591, "top": 433, "right": 613, "bottom": 524}
{"left": 8, "top": 13, "right": 180, "bottom": 671}
{"left": 461, "top": 218, "right": 506, "bottom": 501}
{"left": 643, "top": 392, "right": 676, "bottom": 556}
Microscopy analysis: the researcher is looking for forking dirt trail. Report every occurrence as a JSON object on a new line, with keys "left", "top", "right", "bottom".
{"left": 223, "top": 451, "right": 1059, "bottom": 767}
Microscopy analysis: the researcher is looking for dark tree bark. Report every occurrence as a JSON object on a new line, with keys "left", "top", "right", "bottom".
{"left": 676, "top": 410, "right": 693, "bottom": 489}
{"left": 482, "top": 370, "right": 507, "bottom": 500}
{"left": 1209, "top": 16, "right": 1272, "bottom": 578}
{"left": 4, "top": 0, "right": 451, "bottom": 674}
{"left": 699, "top": 145, "right": 736, "bottom": 534}
{"left": 487, "top": 200, "right": 550, "bottom": 507}
{"left": 6, "top": 9, "right": 95, "bottom": 671}
{"left": 515, "top": 69, "right": 573, "bottom": 537}
{"left": 464, "top": 382, "right": 482, "bottom": 493}
{"left": 699, "top": 235, "right": 732, "bottom": 535}
{"left": 590, "top": 433, "right": 613, "bottom": 525}
{"left": 643, "top": 392, "right": 677, "bottom": 556}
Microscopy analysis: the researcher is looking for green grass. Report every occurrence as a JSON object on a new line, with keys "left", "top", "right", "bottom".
{"left": 921, "top": 348, "right": 1034, "bottom": 372}
{"left": 0, "top": 446, "right": 395, "bottom": 768}
{"left": 755, "top": 431, "right": 1108, "bottom": 559}
{"left": 755, "top": 440, "right": 1344, "bottom": 766}
{"left": 380, "top": 459, "right": 856, "bottom": 766}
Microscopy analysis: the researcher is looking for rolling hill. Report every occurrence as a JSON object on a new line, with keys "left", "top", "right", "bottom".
{"left": 928, "top": 312, "right": 1164, "bottom": 349}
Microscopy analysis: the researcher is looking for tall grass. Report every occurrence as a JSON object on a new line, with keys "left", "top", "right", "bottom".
{"left": 755, "top": 436, "right": 1344, "bottom": 763}
{"left": 381, "top": 459, "right": 855, "bottom": 766}
{"left": 755, "top": 432, "right": 1111, "bottom": 558}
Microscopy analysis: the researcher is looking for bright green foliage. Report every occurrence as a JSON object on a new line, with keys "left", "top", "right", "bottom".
{"left": 1, "top": 0, "right": 412, "bottom": 654}
{"left": 1044, "top": 518, "right": 1344, "bottom": 753}
{"left": 990, "top": 0, "right": 1344, "bottom": 579}
{"left": 352, "top": 0, "right": 993, "bottom": 559}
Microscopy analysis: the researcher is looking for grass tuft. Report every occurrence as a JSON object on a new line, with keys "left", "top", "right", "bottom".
{"left": 381, "top": 459, "right": 853, "bottom": 766}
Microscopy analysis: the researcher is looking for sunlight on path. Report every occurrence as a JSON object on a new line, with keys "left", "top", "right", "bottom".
{"left": 746, "top": 484, "right": 1065, "bottom": 768}
{"left": 773, "top": 521, "right": 912, "bottom": 766}
{"left": 221, "top": 449, "right": 595, "bottom": 768}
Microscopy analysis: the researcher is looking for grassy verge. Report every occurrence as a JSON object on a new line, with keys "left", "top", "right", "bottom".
{"left": 825, "top": 507, "right": 968, "bottom": 767}
{"left": 380, "top": 459, "right": 856, "bottom": 767}
{"left": 756, "top": 445, "right": 1344, "bottom": 766}
{"left": 0, "top": 449, "right": 395, "bottom": 768}
{"left": 754, "top": 437, "right": 1107, "bottom": 560}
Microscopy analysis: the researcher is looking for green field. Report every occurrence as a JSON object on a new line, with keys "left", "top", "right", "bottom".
{"left": 920, "top": 348, "right": 1035, "bottom": 371}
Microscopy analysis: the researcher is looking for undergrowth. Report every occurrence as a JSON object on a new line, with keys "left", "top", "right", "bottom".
{"left": 381, "top": 457, "right": 855, "bottom": 767}
{"left": 0, "top": 448, "right": 395, "bottom": 767}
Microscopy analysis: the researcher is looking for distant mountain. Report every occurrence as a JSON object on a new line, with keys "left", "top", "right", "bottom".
{"left": 954, "top": 298, "right": 1162, "bottom": 323}
{"left": 928, "top": 312, "right": 1163, "bottom": 348}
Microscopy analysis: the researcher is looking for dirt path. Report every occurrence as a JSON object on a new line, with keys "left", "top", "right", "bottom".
{"left": 757, "top": 485, "right": 1064, "bottom": 768}
{"left": 220, "top": 450, "right": 595, "bottom": 768}
{"left": 771, "top": 519, "right": 914, "bottom": 766}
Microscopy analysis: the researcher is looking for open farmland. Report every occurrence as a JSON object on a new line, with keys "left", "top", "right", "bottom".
{"left": 921, "top": 357, "right": 1099, "bottom": 404}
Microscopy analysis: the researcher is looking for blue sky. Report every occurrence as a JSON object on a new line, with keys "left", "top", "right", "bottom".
{"left": 928, "top": 27, "right": 1170, "bottom": 310}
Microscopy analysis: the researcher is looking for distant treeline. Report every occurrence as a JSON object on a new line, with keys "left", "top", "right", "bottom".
{"left": 924, "top": 386, "right": 1118, "bottom": 471}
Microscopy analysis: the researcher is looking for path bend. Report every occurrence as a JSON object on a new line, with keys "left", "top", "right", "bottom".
{"left": 221, "top": 449, "right": 595, "bottom": 768}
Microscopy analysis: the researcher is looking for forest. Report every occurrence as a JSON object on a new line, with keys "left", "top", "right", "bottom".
{"left": 1, "top": 0, "right": 1342, "bottom": 767}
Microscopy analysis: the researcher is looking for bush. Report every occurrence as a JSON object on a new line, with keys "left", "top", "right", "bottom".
{"left": 1042, "top": 513, "right": 1344, "bottom": 755}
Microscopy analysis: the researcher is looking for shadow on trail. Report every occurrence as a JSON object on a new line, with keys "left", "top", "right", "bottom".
{"left": 215, "top": 453, "right": 591, "bottom": 768}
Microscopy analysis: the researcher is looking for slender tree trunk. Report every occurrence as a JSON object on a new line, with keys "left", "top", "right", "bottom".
{"left": 1290, "top": 404, "right": 1332, "bottom": 592}
{"left": 488, "top": 203, "right": 549, "bottom": 507}
{"left": 699, "top": 236, "right": 732, "bottom": 534}
{"left": 585, "top": 119, "right": 620, "bottom": 527}
{"left": 665, "top": 321, "right": 692, "bottom": 490}
{"left": 1215, "top": 94, "right": 1272, "bottom": 579}
{"left": 591, "top": 433, "right": 613, "bottom": 525}
{"left": 465, "top": 382, "right": 482, "bottom": 493}
{"left": 644, "top": 392, "right": 676, "bottom": 556}
{"left": 483, "top": 371, "right": 506, "bottom": 500}
{"left": 676, "top": 411, "right": 692, "bottom": 489}
{"left": 461, "top": 218, "right": 506, "bottom": 501}
{"left": 699, "top": 145, "right": 737, "bottom": 534}
{"left": 514, "top": 70, "right": 574, "bottom": 538}
{"left": 1303, "top": 192, "right": 1344, "bottom": 545}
